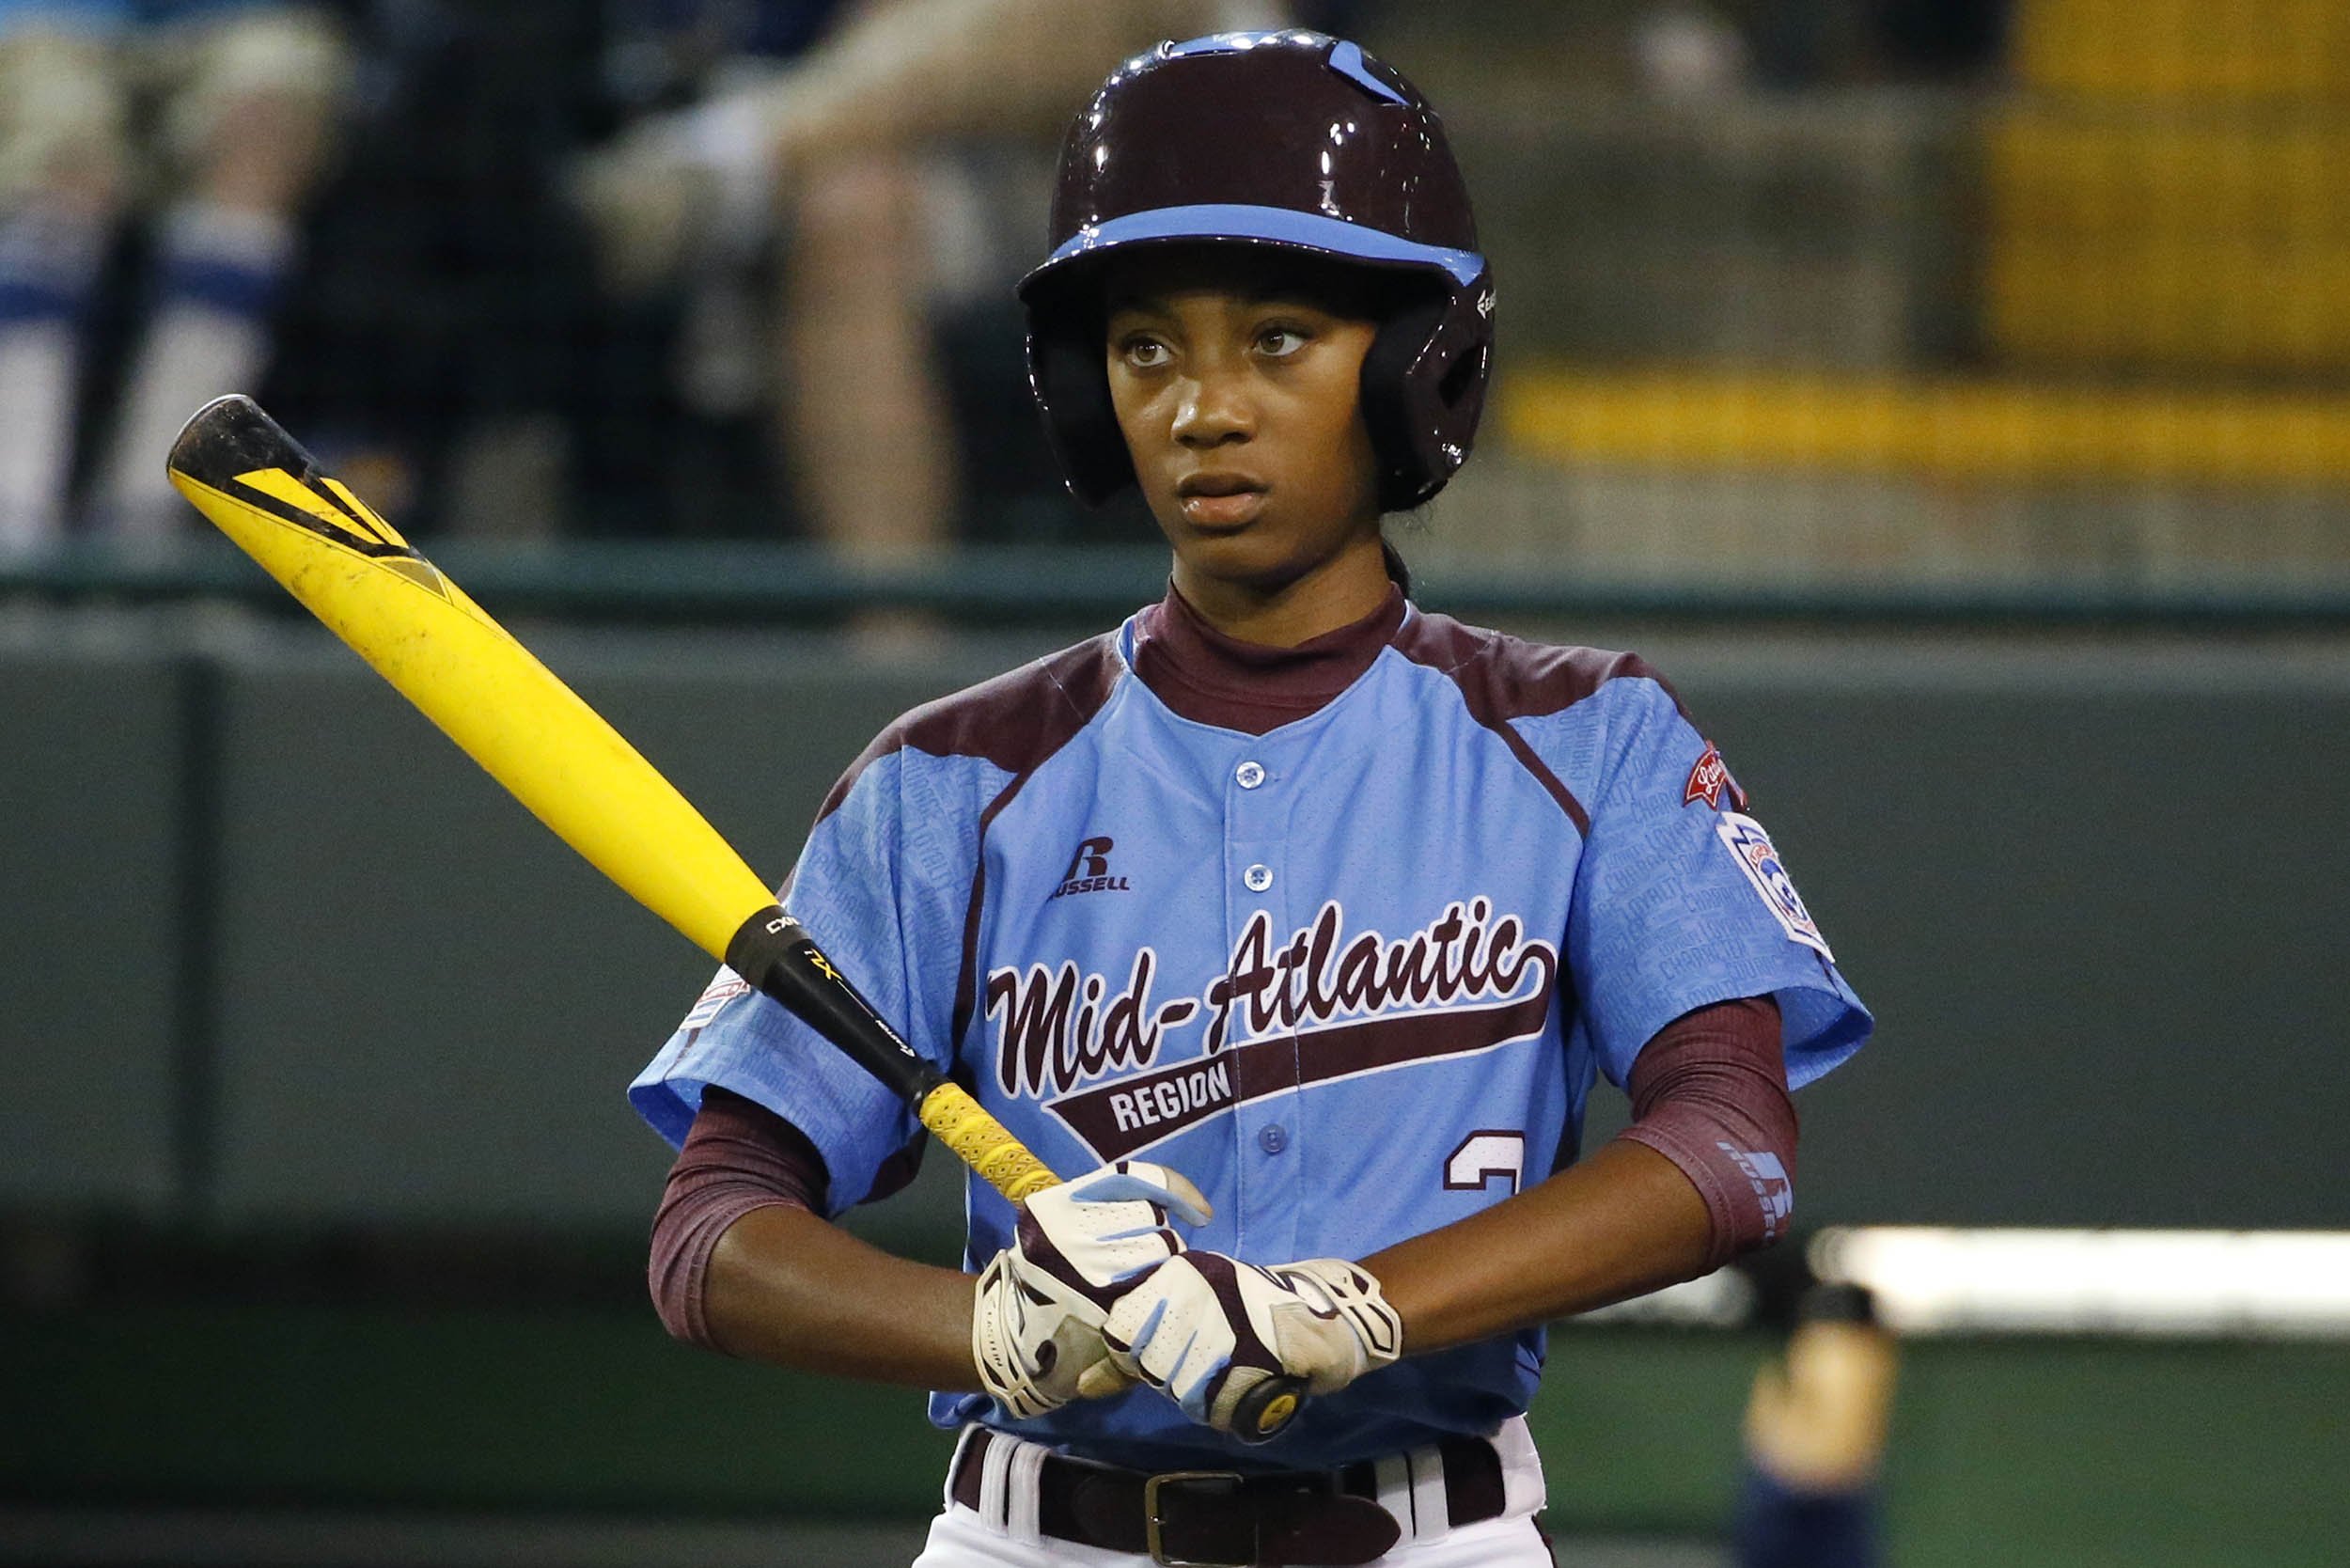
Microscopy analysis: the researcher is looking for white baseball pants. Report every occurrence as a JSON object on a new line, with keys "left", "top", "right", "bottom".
{"left": 910, "top": 1418, "right": 1554, "bottom": 1567}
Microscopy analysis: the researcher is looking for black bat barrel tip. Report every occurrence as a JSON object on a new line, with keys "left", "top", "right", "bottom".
{"left": 192, "top": 390, "right": 259, "bottom": 421}
{"left": 166, "top": 394, "right": 314, "bottom": 491}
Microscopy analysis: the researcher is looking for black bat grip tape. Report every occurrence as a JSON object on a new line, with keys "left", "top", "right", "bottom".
{"left": 1230, "top": 1373, "right": 1308, "bottom": 1444}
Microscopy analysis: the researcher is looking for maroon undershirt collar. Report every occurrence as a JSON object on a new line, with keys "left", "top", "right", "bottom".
{"left": 1130, "top": 582, "right": 1410, "bottom": 735}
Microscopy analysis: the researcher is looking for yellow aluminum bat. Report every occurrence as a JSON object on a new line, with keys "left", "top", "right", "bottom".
{"left": 164, "top": 393, "right": 1055, "bottom": 1202}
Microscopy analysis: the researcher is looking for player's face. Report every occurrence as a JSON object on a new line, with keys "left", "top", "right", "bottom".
{"left": 1103, "top": 252, "right": 1385, "bottom": 602}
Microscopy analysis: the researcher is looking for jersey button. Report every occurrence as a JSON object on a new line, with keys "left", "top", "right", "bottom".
{"left": 1243, "top": 864, "right": 1273, "bottom": 892}
{"left": 1258, "top": 1123, "right": 1289, "bottom": 1154}
{"left": 1235, "top": 760, "right": 1266, "bottom": 790}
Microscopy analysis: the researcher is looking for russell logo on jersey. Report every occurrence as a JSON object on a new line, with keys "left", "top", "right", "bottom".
{"left": 1047, "top": 836, "right": 1131, "bottom": 899}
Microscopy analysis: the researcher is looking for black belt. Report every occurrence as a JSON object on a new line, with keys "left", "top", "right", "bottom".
{"left": 948, "top": 1427, "right": 1508, "bottom": 1567}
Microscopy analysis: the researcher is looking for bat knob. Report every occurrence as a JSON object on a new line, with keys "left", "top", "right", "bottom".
{"left": 1230, "top": 1374, "right": 1308, "bottom": 1444}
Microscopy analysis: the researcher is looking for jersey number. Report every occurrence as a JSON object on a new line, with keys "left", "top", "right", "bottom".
{"left": 1444, "top": 1132, "right": 1526, "bottom": 1195}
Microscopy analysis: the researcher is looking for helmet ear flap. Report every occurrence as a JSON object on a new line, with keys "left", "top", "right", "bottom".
{"left": 1360, "top": 294, "right": 1449, "bottom": 511}
{"left": 1029, "top": 313, "right": 1135, "bottom": 507}
{"left": 1360, "top": 278, "right": 1490, "bottom": 512}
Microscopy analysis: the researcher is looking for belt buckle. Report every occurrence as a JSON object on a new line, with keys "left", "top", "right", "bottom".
{"left": 1143, "top": 1469, "right": 1249, "bottom": 1568}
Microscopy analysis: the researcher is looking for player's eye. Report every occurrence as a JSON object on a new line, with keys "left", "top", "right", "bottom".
{"left": 1255, "top": 325, "right": 1310, "bottom": 358}
{"left": 1119, "top": 335, "right": 1171, "bottom": 369}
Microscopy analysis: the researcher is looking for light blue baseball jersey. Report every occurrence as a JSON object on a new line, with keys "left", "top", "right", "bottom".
{"left": 632, "top": 587, "right": 1870, "bottom": 1472}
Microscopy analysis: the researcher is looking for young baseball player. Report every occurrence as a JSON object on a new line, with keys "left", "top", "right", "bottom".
{"left": 631, "top": 31, "right": 1872, "bottom": 1566}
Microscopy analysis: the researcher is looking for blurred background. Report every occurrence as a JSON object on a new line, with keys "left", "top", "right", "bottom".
{"left": 3, "top": 1, "right": 2346, "bottom": 1564}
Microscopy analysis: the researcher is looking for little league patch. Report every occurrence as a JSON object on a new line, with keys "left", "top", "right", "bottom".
{"left": 1716, "top": 812, "right": 1833, "bottom": 961}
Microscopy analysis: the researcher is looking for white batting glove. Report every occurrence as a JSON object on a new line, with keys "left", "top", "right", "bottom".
{"left": 1089, "top": 1254, "right": 1404, "bottom": 1434}
{"left": 971, "top": 1161, "right": 1211, "bottom": 1419}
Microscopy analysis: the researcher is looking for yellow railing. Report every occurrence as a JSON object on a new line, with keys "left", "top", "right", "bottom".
{"left": 1498, "top": 368, "right": 2350, "bottom": 485}
{"left": 2012, "top": 0, "right": 2350, "bottom": 102}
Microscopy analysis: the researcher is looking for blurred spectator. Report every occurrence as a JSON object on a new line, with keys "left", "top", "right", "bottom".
{"left": 0, "top": 0, "right": 350, "bottom": 550}
{"left": 1734, "top": 1281, "right": 1898, "bottom": 1568}
{"left": 258, "top": 0, "right": 618, "bottom": 538}
{"left": 570, "top": 1, "right": 1373, "bottom": 557}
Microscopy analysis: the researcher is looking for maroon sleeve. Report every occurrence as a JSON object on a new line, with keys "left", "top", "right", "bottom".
{"left": 648, "top": 1087, "right": 830, "bottom": 1350}
{"left": 1613, "top": 996, "right": 1798, "bottom": 1270}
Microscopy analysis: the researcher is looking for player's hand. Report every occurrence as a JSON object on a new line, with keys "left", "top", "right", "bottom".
{"left": 971, "top": 1161, "right": 1210, "bottom": 1419}
{"left": 1088, "top": 1254, "right": 1403, "bottom": 1434}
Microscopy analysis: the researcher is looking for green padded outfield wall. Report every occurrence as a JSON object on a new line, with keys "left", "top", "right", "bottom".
{"left": 3, "top": 616, "right": 2344, "bottom": 1231}
{"left": 0, "top": 625, "right": 187, "bottom": 1213}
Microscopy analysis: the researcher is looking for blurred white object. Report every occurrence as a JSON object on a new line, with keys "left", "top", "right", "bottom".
{"left": 1575, "top": 1267, "right": 1756, "bottom": 1328}
{"left": 1811, "top": 1228, "right": 2350, "bottom": 1338}
{"left": 1635, "top": 4, "right": 1748, "bottom": 100}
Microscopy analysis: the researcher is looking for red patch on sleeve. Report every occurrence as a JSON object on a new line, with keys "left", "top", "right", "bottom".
{"left": 1683, "top": 742, "right": 1747, "bottom": 809}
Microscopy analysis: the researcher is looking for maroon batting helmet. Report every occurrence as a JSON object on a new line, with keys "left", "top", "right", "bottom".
{"left": 1017, "top": 31, "right": 1495, "bottom": 512}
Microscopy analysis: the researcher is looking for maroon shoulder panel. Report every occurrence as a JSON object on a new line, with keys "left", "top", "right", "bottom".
{"left": 807, "top": 635, "right": 1132, "bottom": 1055}
{"left": 1390, "top": 610, "right": 1668, "bottom": 836}
{"left": 794, "top": 633, "right": 1131, "bottom": 1117}
{"left": 813, "top": 633, "right": 1127, "bottom": 825}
